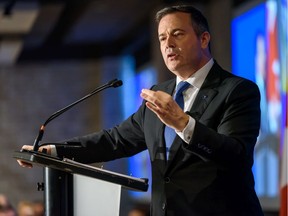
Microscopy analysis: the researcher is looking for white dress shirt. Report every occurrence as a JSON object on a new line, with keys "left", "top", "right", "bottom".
{"left": 175, "top": 58, "right": 214, "bottom": 143}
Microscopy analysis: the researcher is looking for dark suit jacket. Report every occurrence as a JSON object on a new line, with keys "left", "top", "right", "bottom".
{"left": 57, "top": 62, "right": 264, "bottom": 216}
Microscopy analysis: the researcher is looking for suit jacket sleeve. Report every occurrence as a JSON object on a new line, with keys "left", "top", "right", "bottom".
{"left": 56, "top": 101, "right": 148, "bottom": 164}
{"left": 184, "top": 75, "right": 261, "bottom": 168}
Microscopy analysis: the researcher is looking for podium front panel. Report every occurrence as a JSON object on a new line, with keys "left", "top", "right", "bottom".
{"left": 74, "top": 174, "right": 121, "bottom": 216}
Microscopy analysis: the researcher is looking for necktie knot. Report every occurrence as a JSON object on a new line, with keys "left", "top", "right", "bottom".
{"left": 174, "top": 81, "right": 190, "bottom": 109}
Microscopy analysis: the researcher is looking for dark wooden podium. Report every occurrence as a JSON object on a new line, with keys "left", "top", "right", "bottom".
{"left": 13, "top": 150, "right": 149, "bottom": 216}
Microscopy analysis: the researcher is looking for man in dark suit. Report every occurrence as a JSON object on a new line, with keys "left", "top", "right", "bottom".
{"left": 19, "top": 5, "right": 263, "bottom": 216}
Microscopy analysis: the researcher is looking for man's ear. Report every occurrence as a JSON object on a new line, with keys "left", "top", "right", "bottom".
{"left": 200, "top": 31, "right": 210, "bottom": 49}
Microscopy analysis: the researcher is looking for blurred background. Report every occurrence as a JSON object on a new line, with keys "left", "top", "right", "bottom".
{"left": 0, "top": 0, "right": 286, "bottom": 215}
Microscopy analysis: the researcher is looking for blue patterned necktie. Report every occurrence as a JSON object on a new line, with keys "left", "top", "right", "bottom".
{"left": 164, "top": 81, "right": 190, "bottom": 160}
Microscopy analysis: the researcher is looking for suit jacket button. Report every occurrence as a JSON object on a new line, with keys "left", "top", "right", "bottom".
{"left": 162, "top": 202, "right": 166, "bottom": 210}
{"left": 164, "top": 177, "right": 170, "bottom": 183}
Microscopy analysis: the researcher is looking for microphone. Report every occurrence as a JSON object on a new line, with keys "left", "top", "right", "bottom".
{"left": 32, "top": 78, "right": 123, "bottom": 151}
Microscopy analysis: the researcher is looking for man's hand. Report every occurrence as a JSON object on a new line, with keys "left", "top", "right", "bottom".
{"left": 140, "top": 89, "right": 189, "bottom": 131}
{"left": 17, "top": 145, "right": 52, "bottom": 168}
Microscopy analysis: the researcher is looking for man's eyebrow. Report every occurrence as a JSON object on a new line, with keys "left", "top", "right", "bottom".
{"left": 173, "top": 28, "right": 185, "bottom": 32}
{"left": 158, "top": 28, "right": 185, "bottom": 37}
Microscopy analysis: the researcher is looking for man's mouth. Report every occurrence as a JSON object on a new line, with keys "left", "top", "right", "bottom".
{"left": 167, "top": 53, "right": 177, "bottom": 60}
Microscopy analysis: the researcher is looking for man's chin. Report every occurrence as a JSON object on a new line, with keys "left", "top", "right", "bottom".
{"left": 167, "top": 62, "right": 180, "bottom": 72}
{"left": 167, "top": 64, "right": 183, "bottom": 74}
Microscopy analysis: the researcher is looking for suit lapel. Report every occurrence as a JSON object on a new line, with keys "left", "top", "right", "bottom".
{"left": 189, "top": 64, "right": 221, "bottom": 120}
{"left": 188, "top": 88, "right": 218, "bottom": 121}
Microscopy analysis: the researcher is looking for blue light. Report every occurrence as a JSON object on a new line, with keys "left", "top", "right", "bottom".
{"left": 127, "top": 66, "right": 157, "bottom": 200}
{"left": 232, "top": 1, "right": 281, "bottom": 199}
{"left": 232, "top": 2, "right": 266, "bottom": 82}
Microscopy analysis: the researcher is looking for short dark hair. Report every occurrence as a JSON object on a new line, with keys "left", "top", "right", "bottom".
{"left": 155, "top": 5, "right": 210, "bottom": 38}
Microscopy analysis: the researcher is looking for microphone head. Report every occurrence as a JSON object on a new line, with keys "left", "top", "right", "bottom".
{"left": 111, "top": 79, "right": 123, "bottom": 88}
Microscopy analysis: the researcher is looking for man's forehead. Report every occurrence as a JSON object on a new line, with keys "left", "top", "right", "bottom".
{"left": 158, "top": 12, "right": 192, "bottom": 33}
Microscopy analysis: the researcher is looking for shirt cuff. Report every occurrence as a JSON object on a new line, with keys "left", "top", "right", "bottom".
{"left": 176, "top": 116, "right": 195, "bottom": 144}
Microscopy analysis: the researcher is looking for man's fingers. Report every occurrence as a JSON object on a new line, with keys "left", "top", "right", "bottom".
{"left": 17, "top": 159, "right": 33, "bottom": 168}
{"left": 22, "top": 145, "right": 33, "bottom": 151}
{"left": 141, "top": 89, "right": 170, "bottom": 109}
{"left": 17, "top": 145, "right": 35, "bottom": 168}
{"left": 145, "top": 101, "right": 159, "bottom": 113}
{"left": 140, "top": 89, "right": 156, "bottom": 105}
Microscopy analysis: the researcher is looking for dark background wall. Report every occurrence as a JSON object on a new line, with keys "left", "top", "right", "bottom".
{"left": 0, "top": 61, "right": 102, "bottom": 205}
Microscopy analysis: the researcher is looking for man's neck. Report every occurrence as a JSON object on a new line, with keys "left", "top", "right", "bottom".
{"left": 177, "top": 57, "right": 213, "bottom": 80}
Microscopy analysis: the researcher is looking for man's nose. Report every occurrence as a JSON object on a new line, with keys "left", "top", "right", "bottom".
{"left": 165, "top": 44, "right": 175, "bottom": 55}
{"left": 165, "top": 36, "right": 176, "bottom": 49}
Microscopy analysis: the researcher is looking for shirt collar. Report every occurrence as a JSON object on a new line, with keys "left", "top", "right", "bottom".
{"left": 176, "top": 58, "right": 214, "bottom": 89}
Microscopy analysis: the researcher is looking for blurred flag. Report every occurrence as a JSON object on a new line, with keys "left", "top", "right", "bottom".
{"left": 280, "top": 124, "right": 287, "bottom": 216}
{"left": 278, "top": 0, "right": 288, "bottom": 214}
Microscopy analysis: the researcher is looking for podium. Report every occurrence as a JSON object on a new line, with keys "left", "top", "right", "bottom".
{"left": 13, "top": 150, "right": 149, "bottom": 216}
